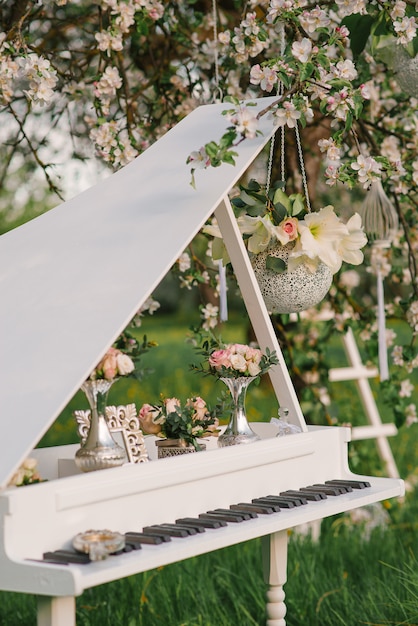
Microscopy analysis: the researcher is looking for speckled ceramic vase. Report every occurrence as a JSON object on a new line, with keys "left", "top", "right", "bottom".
{"left": 251, "top": 241, "right": 333, "bottom": 314}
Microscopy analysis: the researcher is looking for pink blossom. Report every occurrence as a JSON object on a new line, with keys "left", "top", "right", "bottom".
{"left": 209, "top": 349, "right": 232, "bottom": 369}
{"left": 138, "top": 404, "right": 164, "bottom": 434}
{"left": 97, "top": 347, "right": 119, "bottom": 380}
{"left": 165, "top": 397, "right": 181, "bottom": 414}
{"left": 277, "top": 217, "right": 299, "bottom": 244}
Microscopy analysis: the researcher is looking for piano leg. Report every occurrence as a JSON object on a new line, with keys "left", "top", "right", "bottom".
{"left": 37, "top": 595, "right": 76, "bottom": 626}
{"left": 262, "top": 530, "right": 288, "bottom": 626}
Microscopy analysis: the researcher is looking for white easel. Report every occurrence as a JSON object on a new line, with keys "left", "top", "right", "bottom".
{"left": 328, "top": 327, "right": 399, "bottom": 479}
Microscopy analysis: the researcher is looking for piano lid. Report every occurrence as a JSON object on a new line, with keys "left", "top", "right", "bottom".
{"left": 0, "top": 97, "right": 288, "bottom": 489}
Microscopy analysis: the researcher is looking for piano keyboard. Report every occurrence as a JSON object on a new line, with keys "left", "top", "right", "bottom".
{"left": 42, "top": 480, "right": 370, "bottom": 565}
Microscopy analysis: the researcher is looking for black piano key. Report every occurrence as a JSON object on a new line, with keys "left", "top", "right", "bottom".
{"left": 267, "top": 494, "right": 308, "bottom": 506}
{"left": 176, "top": 516, "right": 226, "bottom": 529}
{"left": 125, "top": 531, "right": 170, "bottom": 545}
{"left": 325, "top": 479, "right": 371, "bottom": 489}
{"left": 43, "top": 550, "right": 91, "bottom": 565}
{"left": 227, "top": 505, "right": 258, "bottom": 518}
{"left": 124, "top": 542, "right": 142, "bottom": 551}
{"left": 300, "top": 487, "right": 330, "bottom": 500}
{"left": 174, "top": 520, "right": 206, "bottom": 533}
{"left": 212, "top": 508, "right": 253, "bottom": 520}
{"left": 307, "top": 484, "right": 353, "bottom": 496}
{"left": 282, "top": 490, "right": 325, "bottom": 502}
{"left": 231, "top": 502, "right": 275, "bottom": 515}
{"left": 251, "top": 497, "right": 286, "bottom": 510}
{"left": 143, "top": 525, "right": 190, "bottom": 538}
{"left": 200, "top": 511, "right": 245, "bottom": 523}
{"left": 158, "top": 523, "right": 199, "bottom": 536}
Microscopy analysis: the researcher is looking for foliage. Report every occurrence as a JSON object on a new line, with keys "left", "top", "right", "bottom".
{"left": 138, "top": 395, "right": 223, "bottom": 448}
{"left": 0, "top": 1, "right": 416, "bottom": 428}
{"left": 190, "top": 329, "right": 279, "bottom": 379}
{"left": 206, "top": 177, "right": 368, "bottom": 275}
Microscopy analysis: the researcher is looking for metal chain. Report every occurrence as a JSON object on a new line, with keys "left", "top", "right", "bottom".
{"left": 294, "top": 121, "right": 312, "bottom": 212}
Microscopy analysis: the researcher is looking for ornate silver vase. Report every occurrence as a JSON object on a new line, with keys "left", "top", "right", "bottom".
{"left": 75, "top": 379, "right": 128, "bottom": 472}
{"left": 218, "top": 377, "right": 261, "bottom": 447}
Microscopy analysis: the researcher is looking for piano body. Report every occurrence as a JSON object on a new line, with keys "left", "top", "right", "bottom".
{"left": 0, "top": 98, "right": 404, "bottom": 626}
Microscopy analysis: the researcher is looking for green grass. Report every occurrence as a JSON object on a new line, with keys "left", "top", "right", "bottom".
{"left": 5, "top": 312, "right": 417, "bottom": 625}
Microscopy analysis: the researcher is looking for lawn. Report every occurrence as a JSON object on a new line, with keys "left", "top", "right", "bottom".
{"left": 2, "top": 309, "right": 417, "bottom": 626}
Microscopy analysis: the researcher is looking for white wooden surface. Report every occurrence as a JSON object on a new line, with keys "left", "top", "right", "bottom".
{"left": 329, "top": 328, "right": 399, "bottom": 478}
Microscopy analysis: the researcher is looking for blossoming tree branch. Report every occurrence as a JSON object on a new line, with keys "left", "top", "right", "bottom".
{"left": 0, "top": 0, "right": 417, "bottom": 428}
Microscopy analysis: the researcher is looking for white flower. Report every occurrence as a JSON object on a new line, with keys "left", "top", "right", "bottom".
{"left": 237, "top": 214, "right": 276, "bottom": 253}
{"left": 293, "top": 205, "right": 349, "bottom": 273}
{"left": 400, "top": 379, "right": 415, "bottom": 398}
{"left": 292, "top": 38, "right": 312, "bottom": 63}
{"left": 406, "top": 404, "right": 418, "bottom": 427}
{"left": 187, "top": 147, "right": 210, "bottom": 169}
{"left": 273, "top": 101, "right": 301, "bottom": 129}
{"left": 226, "top": 105, "right": 259, "bottom": 139}
{"left": 250, "top": 64, "right": 278, "bottom": 92}
{"left": 334, "top": 59, "right": 357, "bottom": 81}
{"left": 337, "top": 213, "right": 368, "bottom": 267}
{"left": 178, "top": 252, "right": 191, "bottom": 272}
{"left": 230, "top": 353, "right": 248, "bottom": 372}
{"left": 299, "top": 7, "right": 330, "bottom": 33}
{"left": 116, "top": 353, "right": 135, "bottom": 376}
{"left": 351, "top": 155, "right": 382, "bottom": 189}
{"left": 391, "top": 1, "right": 406, "bottom": 20}
{"left": 394, "top": 16, "right": 417, "bottom": 45}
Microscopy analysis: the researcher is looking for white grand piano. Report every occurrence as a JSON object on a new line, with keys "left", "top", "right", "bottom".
{"left": 0, "top": 98, "right": 404, "bottom": 626}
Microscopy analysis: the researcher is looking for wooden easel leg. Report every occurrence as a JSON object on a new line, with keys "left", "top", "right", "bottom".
{"left": 37, "top": 596, "right": 76, "bottom": 626}
{"left": 262, "top": 530, "right": 288, "bottom": 626}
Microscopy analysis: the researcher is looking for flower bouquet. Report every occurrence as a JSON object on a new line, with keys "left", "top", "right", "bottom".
{"left": 192, "top": 335, "right": 278, "bottom": 446}
{"left": 205, "top": 180, "right": 367, "bottom": 314}
{"left": 75, "top": 334, "right": 155, "bottom": 473}
{"left": 8, "top": 458, "right": 42, "bottom": 487}
{"left": 139, "top": 396, "right": 221, "bottom": 456}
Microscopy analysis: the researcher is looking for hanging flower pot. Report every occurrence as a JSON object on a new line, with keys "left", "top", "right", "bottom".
{"left": 251, "top": 241, "right": 333, "bottom": 314}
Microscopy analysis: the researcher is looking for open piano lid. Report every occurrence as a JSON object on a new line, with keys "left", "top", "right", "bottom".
{"left": 0, "top": 97, "right": 306, "bottom": 490}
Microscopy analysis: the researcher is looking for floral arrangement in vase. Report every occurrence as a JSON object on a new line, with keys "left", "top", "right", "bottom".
{"left": 87, "top": 333, "right": 156, "bottom": 382}
{"left": 138, "top": 396, "right": 221, "bottom": 452}
{"left": 75, "top": 334, "right": 155, "bottom": 473}
{"left": 191, "top": 334, "right": 278, "bottom": 447}
{"left": 204, "top": 180, "right": 368, "bottom": 314}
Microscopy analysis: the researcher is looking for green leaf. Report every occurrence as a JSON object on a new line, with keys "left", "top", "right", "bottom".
{"left": 205, "top": 141, "right": 219, "bottom": 158}
{"left": 299, "top": 61, "right": 315, "bottom": 81}
{"left": 272, "top": 203, "right": 287, "bottom": 224}
{"left": 248, "top": 179, "right": 261, "bottom": 191}
{"left": 291, "top": 194, "right": 305, "bottom": 216}
{"left": 266, "top": 256, "right": 287, "bottom": 273}
{"left": 342, "top": 14, "right": 374, "bottom": 58}
{"left": 272, "top": 188, "right": 291, "bottom": 210}
{"left": 222, "top": 151, "right": 237, "bottom": 165}
{"left": 240, "top": 190, "right": 259, "bottom": 206}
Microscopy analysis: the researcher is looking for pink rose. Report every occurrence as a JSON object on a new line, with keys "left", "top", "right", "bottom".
{"left": 187, "top": 396, "right": 208, "bottom": 420}
{"left": 209, "top": 349, "right": 232, "bottom": 370}
{"left": 275, "top": 217, "right": 299, "bottom": 245}
{"left": 164, "top": 397, "right": 181, "bottom": 414}
{"left": 138, "top": 403, "right": 163, "bottom": 434}
{"left": 97, "top": 347, "right": 119, "bottom": 380}
{"left": 281, "top": 217, "right": 298, "bottom": 240}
